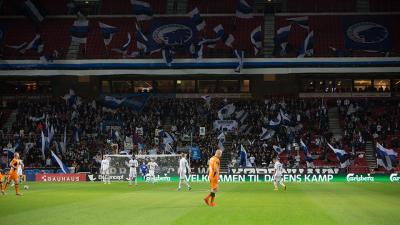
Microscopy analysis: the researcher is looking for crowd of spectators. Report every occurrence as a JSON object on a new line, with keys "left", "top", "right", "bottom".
{"left": 1, "top": 95, "right": 398, "bottom": 172}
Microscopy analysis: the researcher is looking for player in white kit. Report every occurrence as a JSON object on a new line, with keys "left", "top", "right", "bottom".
{"left": 273, "top": 157, "right": 286, "bottom": 191}
{"left": 100, "top": 156, "right": 111, "bottom": 184}
{"left": 147, "top": 158, "right": 158, "bottom": 184}
{"left": 127, "top": 156, "right": 139, "bottom": 186}
{"left": 177, "top": 153, "right": 191, "bottom": 191}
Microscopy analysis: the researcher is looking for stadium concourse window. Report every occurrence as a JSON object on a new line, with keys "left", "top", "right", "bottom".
{"left": 101, "top": 81, "right": 111, "bottom": 93}
{"left": 154, "top": 80, "right": 174, "bottom": 93}
{"left": 240, "top": 80, "right": 250, "bottom": 93}
{"left": 373, "top": 79, "right": 390, "bottom": 92}
{"left": 198, "top": 80, "right": 217, "bottom": 93}
{"left": 134, "top": 80, "right": 153, "bottom": 93}
{"left": 354, "top": 79, "right": 372, "bottom": 92}
{"left": 301, "top": 80, "right": 315, "bottom": 92}
{"left": 335, "top": 79, "right": 352, "bottom": 92}
{"left": 218, "top": 80, "right": 240, "bottom": 93}
{"left": 176, "top": 80, "right": 196, "bottom": 93}
{"left": 0, "top": 81, "right": 51, "bottom": 94}
{"left": 112, "top": 81, "right": 134, "bottom": 93}
{"left": 314, "top": 80, "right": 335, "bottom": 92}
{"left": 393, "top": 80, "right": 400, "bottom": 92}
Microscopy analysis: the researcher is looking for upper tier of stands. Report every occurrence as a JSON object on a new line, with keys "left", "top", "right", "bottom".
{"left": 286, "top": 0, "right": 356, "bottom": 13}
{"left": 275, "top": 15, "right": 400, "bottom": 57}
{"left": 1, "top": 16, "right": 263, "bottom": 59}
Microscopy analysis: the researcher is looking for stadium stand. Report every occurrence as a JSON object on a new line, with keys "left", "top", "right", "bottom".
{"left": 286, "top": 0, "right": 356, "bottom": 12}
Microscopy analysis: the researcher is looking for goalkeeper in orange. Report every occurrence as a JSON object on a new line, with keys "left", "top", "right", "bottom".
{"left": 203, "top": 149, "right": 222, "bottom": 207}
{"left": 1, "top": 152, "right": 23, "bottom": 196}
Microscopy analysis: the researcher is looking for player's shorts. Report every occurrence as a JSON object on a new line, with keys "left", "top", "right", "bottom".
{"left": 8, "top": 172, "right": 18, "bottom": 183}
{"left": 274, "top": 175, "right": 282, "bottom": 182}
{"left": 209, "top": 176, "right": 219, "bottom": 190}
{"left": 148, "top": 170, "right": 155, "bottom": 177}
{"left": 129, "top": 168, "right": 137, "bottom": 178}
{"left": 179, "top": 170, "right": 186, "bottom": 180}
{"left": 101, "top": 169, "right": 110, "bottom": 175}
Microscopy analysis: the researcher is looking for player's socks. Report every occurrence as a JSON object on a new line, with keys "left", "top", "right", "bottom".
{"left": 15, "top": 184, "right": 20, "bottom": 194}
{"left": 203, "top": 193, "right": 211, "bottom": 206}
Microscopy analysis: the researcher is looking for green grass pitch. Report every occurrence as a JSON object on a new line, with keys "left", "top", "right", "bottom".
{"left": 0, "top": 182, "right": 399, "bottom": 225}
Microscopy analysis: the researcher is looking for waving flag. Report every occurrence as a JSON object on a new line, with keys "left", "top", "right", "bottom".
{"left": 51, "top": 151, "right": 70, "bottom": 173}
{"left": 286, "top": 16, "right": 309, "bottom": 30}
{"left": 162, "top": 131, "right": 175, "bottom": 146}
{"left": 236, "top": 0, "right": 253, "bottom": 19}
{"left": 300, "top": 139, "right": 313, "bottom": 162}
{"left": 269, "top": 114, "right": 281, "bottom": 127}
{"left": 273, "top": 145, "right": 285, "bottom": 155}
{"left": 260, "top": 127, "right": 275, "bottom": 140}
{"left": 21, "top": 34, "right": 44, "bottom": 54}
{"left": 218, "top": 103, "right": 236, "bottom": 120}
{"left": 327, "top": 143, "right": 351, "bottom": 168}
{"left": 99, "top": 22, "right": 119, "bottom": 46}
{"left": 112, "top": 33, "right": 132, "bottom": 55}
{"left": 280, "top": 109, "right": 291, "bottom": 122}
{"left": 214, "top": 24, "right": 225, "bottom": 39}
{"left": 188, "top": 8, "right": 206, "bottom": 31}
{"left": 217, "top": 132, "right": 225, "bottom": 150}
{"left": 235, "top": 110, "right": 248, "bottom": 124}
{"left": 376, "top": 143, "right": 398, "bottom": 170}
{"left": 298, "top": 30, "right": 314, "bottom": 58}
{"left": 234, "top": 49, "right": 244, "bottom": 73}
{"left": 104, "top": 96, "right": 127, "bottom": 108}
{"left": 201, "top": 95, "right": 211, "bottom": 108}
{"left": 131, "top": 0, "right": 153, "bottom": 21}
{"left": 250, "top": 25, "right": 262, "bottom": 55}
{"left": 41, "top": 130, "right": 46, "bottom": 160}
{"left": 21, "top": 0, "right": 46, "bottom": 24}
{"left": 70, "top": 19, "right": 89, "bottom": 44}
{"left": 162, "top": 47, "right": 173, "bottom": 67}
{"left": 135, "top": 23, "right": 149, "bottom": 53}
{"left": 274, "top": 25, "right": 291, "bottom": 56}
{"left": 6, "top": 42, "right": 28, "bottom": 53}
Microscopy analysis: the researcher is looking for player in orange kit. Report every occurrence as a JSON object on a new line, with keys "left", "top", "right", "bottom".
{"left": 204, "top": 149, "right": 222, "bottom": 207}
{"left": 1, "top": 152, "right": 22, "bottom": 196}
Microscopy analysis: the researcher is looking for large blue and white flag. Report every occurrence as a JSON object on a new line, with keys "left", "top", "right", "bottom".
{"left": 376, "top": 142, "right": 398, "bottom": 170}
{"left": 298, "top": 30, "right": 314, "bottom": 58}
{"left": 188, "top": 8, "right": 206, "bottom": 31}
{"left": 41, "top": 130, "right": 46, "bottom": 160}
{"left": 131, "top": 0, "right": 153, "bottom": 21}
{"left": 71, "top": 19, "right": 89, "bottom": 44}
{"left": 21, "top": 34, "right": 44, "bottom": 54}
{"left": 269, "top": 114, "right": 281, "bottom": 127}
{"left": 104, "top": 95, "right": 127, "bottom": 108}
{"left": 274, "top": 25, "right": 291, "bottom": 56}
{"left": 218, "top": 103, "right": 236, "bottom": 120}
{"left": 327, "top": 143, "right": 351, "bottom": 168}
{"left": 162, "top": 47, "right": 173, "bottom": 67}
{"left": 259, "top": 127, "right": 275, "bottom": 140}
{"left": 234, "top": 49, "right": 244, "bottom": 73}
{"left": 235, "top": 110, "right": 248, "bottom": 124}
{"left": 162, "top": 131, "right": 175, "bottom": 146}
{"left": 112, "top": 33, "right": 132, "bottom": 55}
{"left": 6, "top": 42, "right": 29, "bottom": 53}
{"left": 201, "top": 95, "right": 211, "bottom": 108}
{"left": 51, "top": 151, "right": 70, "bottom": 174}
{"left": 21, "top": 0, "right": 45, "bottom": 24}
{"left": 218, "top": 132, "right": 225, "bottom": 150}
{"left": 280, "top": 109, "right": 291, "bottom": 122}
{"left": 300, "top": 139, "right": 313, "bottom": 162}
{"left": 213, "top": 24, "right": 234, "bottom": 47}
{"left": 273, "top": 145, "right": 285, "bottom": 155}
{"left": 286, "top": 16, "right": 309, "bottom": 30}
{"left": 342, "top": 16, "right": 392, "bottom": 52}
{"left": 99, "top": 22, "right": 119, "bottom": 46}
{"left": 236, "top": 0, "right": 253, "bottom": 19}
{"left": 250, "top": 25, "right": 262, "bottom": 55}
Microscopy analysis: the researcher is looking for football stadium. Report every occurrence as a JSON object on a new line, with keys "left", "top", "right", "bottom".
{"left": 0, "top": 0, "right": 400, "bottom": 225}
